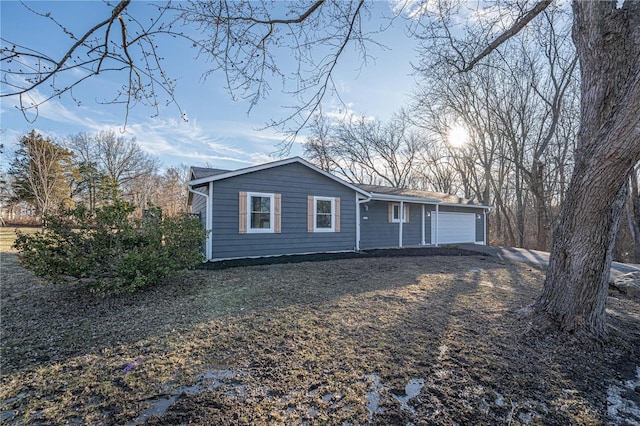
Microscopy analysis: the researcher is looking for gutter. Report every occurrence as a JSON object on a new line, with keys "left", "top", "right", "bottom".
{"left": 368, "top": 192, "right": 440, "bottom": 204}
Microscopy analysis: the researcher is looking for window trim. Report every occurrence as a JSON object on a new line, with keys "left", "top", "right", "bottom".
{"left": 391, "top": 203, "right": 409, "bottom": 223}
{"left": 313, "top": 196, "right": 336, "bottom": 232}
{"left": 247, "top": 192, "right": 275, "bottom": 233}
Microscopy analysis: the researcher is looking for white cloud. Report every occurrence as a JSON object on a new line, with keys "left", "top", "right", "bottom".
{"left": 322, "top": 102, "right": 376, "bottom": 125}
{"left": 96, "top": 117, "right": 283, "bottom": 170}
{"left": 1, "top": 88, "right": 287, "bottom": 170}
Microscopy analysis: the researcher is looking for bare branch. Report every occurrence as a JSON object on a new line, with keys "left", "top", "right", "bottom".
{"left": 462, "top": 0, "right": 552, "bottom": 72}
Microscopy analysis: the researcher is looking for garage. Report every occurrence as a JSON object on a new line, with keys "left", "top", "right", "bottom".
{"left": 432, "top": 212, "right": 477, "bottom": 244}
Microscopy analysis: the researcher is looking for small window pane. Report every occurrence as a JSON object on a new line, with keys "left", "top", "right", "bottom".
{"left": 250, "top": 196, "right": 271, "bottom": 229}
{"left": 252, "top": 196, "right": 270, "bottom": 213}
{"left": 316, "top": 214, "right": 331, "bottom": 228}
{"left": 251, "top": 212, "right": 270, "bottom": 229}
{"left": 317, "top": 200, "right": 332, "bottom": 214}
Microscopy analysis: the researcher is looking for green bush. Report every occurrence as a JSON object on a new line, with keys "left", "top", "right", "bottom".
{"left": 13, "top": 201, "right": 207, "bottom": 294}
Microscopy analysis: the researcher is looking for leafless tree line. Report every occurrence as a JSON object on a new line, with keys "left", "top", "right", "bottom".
{"left": 305, "top": 4, "right": 639, "bottom": 263}
{"left": 1, "top": 130, "right": 190, "bottom": 223}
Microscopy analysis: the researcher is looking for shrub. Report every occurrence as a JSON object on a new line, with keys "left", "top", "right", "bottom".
{"left": 13, "top": 201, "right": 207, "bottom": 294}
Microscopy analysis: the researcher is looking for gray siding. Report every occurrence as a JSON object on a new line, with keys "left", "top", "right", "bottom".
{"left": 359, "top": 201, "right": 424, "bottom": 249}
{"left": 190, "top": 188, "right": 208, "bottom": 228}
{"left": 476, "top": 212, "right": 485, "bottom": 243}
{"left": 361, "top": 203, "right": 485, "bottom": 247}
{"left": 210, "top": 162, "right": 357, "bottom": 259}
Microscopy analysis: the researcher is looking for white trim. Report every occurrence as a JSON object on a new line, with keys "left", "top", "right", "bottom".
{"left": 187, "top": 184, "right": 213, "bottom": 261}
{"left": 390, "top": 203, "right": 409, "bottom": 223}
{"left": 313, "top": 196, "right": 335, "bottom": 232}
{"left": 483, "top": 210, "right": 487, "bottom": 245}
{"left": 189, "top": 157, "right": 370, "bottom": 197}
{"left": 435, "top": 204, "right": 439, "bottom": 247}
{"left": 246, "top": 192, "right": 275, "bottom": 233}
{"left": 208, "top": 183, "right": 213, "bottom": 259}
{"left": 399, "top": 201, "right": 404, "bottom": 247}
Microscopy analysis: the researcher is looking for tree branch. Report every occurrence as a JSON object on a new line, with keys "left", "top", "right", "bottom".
{"left": 462, "top": 0, "right": 552, "bottom": 72}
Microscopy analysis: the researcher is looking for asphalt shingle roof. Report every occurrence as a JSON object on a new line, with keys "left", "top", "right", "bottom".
{"left": 357, "top": 184, "right": 480, "bottom": 205}
{"left": 190, "top": 166, "right": 230, "bottom": 180}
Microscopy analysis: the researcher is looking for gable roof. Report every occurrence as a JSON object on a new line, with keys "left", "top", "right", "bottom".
{"left": 357, "top": 184, "right": 487, "bottom": 207}
{"left": 188, "top": 157, "right": 370, "bottom": 196}
{"left": 188, "top": 157, "right": 490, "bottom": 209}
{"left": 190, "top": 166, "right": 230, "bottom": 180}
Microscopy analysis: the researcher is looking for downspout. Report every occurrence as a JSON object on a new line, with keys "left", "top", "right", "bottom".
{"left": 399, "top": 201, "right": 404, "bottom": 248}
{"left": 356, "top": 195, "right": 371, "bottom": 251}
{"left": 188, "top": 183, "right": 212, "bottom": 261}
{"left": 483, "top": 208, "right": 488, "bottom": 246}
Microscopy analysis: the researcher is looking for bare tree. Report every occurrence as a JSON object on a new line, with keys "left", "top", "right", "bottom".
{"left": 410, "top": 0, "right": 640, "bottom": 336}
{"left": 8, "top": 130, "right": 74, "bottom": 220}
{"left": 66, "top": 130, "right": 159, "bottom": 207}
{"left": 1, "top": 1, "right": 378, "bottom": 140}
{"left": 305, "top": 112, "right": 424, "bottom": 188}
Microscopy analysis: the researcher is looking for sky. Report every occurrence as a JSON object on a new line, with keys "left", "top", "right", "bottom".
{"left": 0, "top": 1, "right": 420, "bottom": 172}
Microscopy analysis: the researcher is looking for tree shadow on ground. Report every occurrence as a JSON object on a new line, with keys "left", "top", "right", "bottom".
{"left": 2, "top": 249, "right": 639, "bottom": 425}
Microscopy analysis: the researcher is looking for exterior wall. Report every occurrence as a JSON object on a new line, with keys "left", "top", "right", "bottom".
{"left": 209, "top": 162, "right": 357, "bottom": 259}
{"left": 360, "top": 203, "right": 485, "bottom": 248}
{"left": 359, "top": 201, "right": 423, "bottom": 249}
{"left": 190, "top": 187, "right": 208, "bottom": 228}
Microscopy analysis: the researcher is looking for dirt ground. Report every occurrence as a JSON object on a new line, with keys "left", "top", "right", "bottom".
{"left": 1, "top": 243, "right": 640, "bottom": 425}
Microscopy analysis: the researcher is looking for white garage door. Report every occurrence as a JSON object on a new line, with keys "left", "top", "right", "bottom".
{"left": 433, "top": 212, "right": 476, "bottom": 244}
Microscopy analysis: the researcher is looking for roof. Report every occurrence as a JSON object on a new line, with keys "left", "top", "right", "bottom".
{"left": 188, "top": 157, "right": 490, "bottom": 209}
{"left": 357, "top": 184, "right": 485, "bottom": 206}
{"left": 188, "top": 157, "right": 370, "bottom": 196}
{"left": 190, "top": 166, "right": 230, "bottom": 180}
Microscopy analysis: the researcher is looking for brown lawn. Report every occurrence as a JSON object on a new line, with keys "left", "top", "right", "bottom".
{"left": 1, "top": 230, "right": 639, "bottom": 425}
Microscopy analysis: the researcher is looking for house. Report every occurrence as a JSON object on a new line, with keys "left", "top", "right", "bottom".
{"left": 188, "top": 157, "right": 491, "bottom": 261}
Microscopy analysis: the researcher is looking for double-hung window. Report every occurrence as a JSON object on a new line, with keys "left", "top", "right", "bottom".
{"left": 239, "top": 191, "right": 281, "bottom": 233}
{"left": 308, "top": 196, "right": 340, "bottom": 232}
{"left": 314, "top": 197, "right": 335, "bottom": 232}
{"left": 250, "top": 193, "right": 273, "bottom": 231}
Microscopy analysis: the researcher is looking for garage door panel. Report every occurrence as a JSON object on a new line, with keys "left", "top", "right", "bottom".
{"left": 433, "top": 212, "right": 476, "bottom": 244}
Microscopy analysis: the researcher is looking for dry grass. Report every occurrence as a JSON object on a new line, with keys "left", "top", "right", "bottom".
{"left": 1, "top": 238, "right": 639, "bottom": 425}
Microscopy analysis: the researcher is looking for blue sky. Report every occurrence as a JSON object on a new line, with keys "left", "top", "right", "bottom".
{"left": 1, "top": 1, "right": 418, "bottom": 171}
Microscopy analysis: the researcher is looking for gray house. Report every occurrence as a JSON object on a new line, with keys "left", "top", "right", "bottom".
{"left": 188, "top": 157, "right": 491, "bottom": 261}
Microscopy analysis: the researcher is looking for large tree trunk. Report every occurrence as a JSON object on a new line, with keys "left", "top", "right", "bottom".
{"left": 627, "top": 167, "right": 640, "bottom": 263}
{"left": 534, "top": 1, "right": 640, "bottom": 338}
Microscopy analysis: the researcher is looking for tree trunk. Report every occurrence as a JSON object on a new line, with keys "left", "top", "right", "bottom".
{"left": 628, "top": 168, "right": 640, "bottom": 262}
{"left": 534, "top": 1, "right": 640, "bottom": 337}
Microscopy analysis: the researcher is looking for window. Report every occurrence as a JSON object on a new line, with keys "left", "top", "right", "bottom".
{"left": 308, "top": 196, "right": 341, "bottom": 232}
{"left": 250, "top": 194, "right": 273, "bottom": 231}
{"left": 389, "top": 203, "right": 409, "bottom": 223}
{"left": 315, "top": 197, "right": 334, "bottom": 231}
{"left": 239, "top": 192, "right": 280, "bottom": 233}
